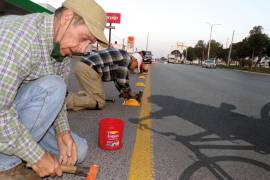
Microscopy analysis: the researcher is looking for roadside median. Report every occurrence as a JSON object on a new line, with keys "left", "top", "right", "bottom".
{"left": 217, "top": 65, "right": 270, "bottom": 75}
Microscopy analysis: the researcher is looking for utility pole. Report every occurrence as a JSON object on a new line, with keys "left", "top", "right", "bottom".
{"left": 225, "top": 37, "right": 229, "bottom": 49}
{"left": 122, "top": 38, "right": 125, "bottom": 50}
{"left": 206, "top": 22, "right": 221, "bottom": 59}
{"left": 227, "top": 30, "right": 235, "bottom": 66}
{"left": 146, "top": 32, "right": 149, "bottom": 51}
{"left": 185, "top": 47, "right": 188, "bottom": 60}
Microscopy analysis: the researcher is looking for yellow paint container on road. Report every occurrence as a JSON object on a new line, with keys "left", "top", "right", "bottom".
{"left": 123, "top": 99, "right": 141, "bottom": 107}
{"left": 135, "top": 82, "right": 145, "bottom": 87}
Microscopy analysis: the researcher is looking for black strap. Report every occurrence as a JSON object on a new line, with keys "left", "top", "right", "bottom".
{"left": 95, "top": 101, "right": 100, "bottom": 110}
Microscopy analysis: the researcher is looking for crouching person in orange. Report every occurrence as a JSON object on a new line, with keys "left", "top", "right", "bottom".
{"left": 129, "top": 52, "right": 148, "bottom": 74}
{"left": 66, "top": 48, "right": 143, "bottom": 111}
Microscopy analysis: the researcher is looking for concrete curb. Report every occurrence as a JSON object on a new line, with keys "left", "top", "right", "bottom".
{"left": 231, "top": 69, "right": 270, "bottom": 76}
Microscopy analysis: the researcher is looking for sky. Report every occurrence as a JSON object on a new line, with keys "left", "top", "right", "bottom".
{"left": 32, "top": 0, "right": 270, "bottom": 58}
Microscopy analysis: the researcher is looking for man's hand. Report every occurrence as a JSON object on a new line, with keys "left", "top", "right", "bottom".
{"left": 119, "top": 92, "right": 130, "bottom": 99}
{"left": 119, "top": 89, "right": 132, "bottom": 100}
{"left": 134, "top": 91, "right": 143, "bottom": 102}
{"left": 57, "top": 132, "right": 77, "bottom": 166}
{"left": 119, "top": 90, "right": 143, "bottom": 102}
{"left": 32, "top": 152, "right": 62, "bottom": 177}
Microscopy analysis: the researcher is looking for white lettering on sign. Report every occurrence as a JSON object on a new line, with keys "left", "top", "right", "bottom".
{"left": 107, "top": 131, "right": 120, "bottom": 140}
{"left": 107, "top": 16, "right": 119, "bottom": 20}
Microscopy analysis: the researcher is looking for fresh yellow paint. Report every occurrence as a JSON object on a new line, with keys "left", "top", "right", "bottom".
{"left": 123, "top": 98, "right": 141, "bottom": 107}
{"left": 135, "top": 82, "right": 146, "bottom": 87}
{"left": 139, "top": 75, "right": 146, "bottom": 79}
{"left": 128, "top": 70, "right": 154, "bottom": 180}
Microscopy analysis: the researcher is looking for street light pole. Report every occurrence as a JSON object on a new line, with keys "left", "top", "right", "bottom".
{"left": 227, "top": 30, "right": 235, "bottom": 66}
{"left": 146, "top": 32, "right": 149, "bottom": 51}
{"left": 185, "top": 47, "right": 188, "bottom": 60}
{"left": 206, "top": 23, "right": 221, "bottom": 59}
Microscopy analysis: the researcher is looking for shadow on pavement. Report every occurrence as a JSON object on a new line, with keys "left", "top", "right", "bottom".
{"left": 128, "top": 95, "right": 270, "bottom": 179}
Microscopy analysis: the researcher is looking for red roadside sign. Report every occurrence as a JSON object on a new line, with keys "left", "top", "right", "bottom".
{"left": 127, "top": 36, "right": 134, "bottom": 44}
{"left": 106, "top": 13, "right": 121, "bottom": 24}
{"left": 127, "top": 36, "right": 135, "bottom": 48}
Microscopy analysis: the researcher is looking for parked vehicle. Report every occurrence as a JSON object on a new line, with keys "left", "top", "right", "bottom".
{"left": 259, "top": 61, "right": 270, "bottom": 68}
{"left": 202, "top": 59, "right": 216, "bottom": 68}
{"left": 259, "top": 58, "right": 270, "bottom": 68}
{"left": 168, "top": 58, "right": 176, "bottom": 64}
{"left": 167, "top": 54, "right": 182, "bottom": 64}
{"left": 140, "top": 51, "right": 153, "bottom": 64}
{"left": 160, "top": 57, "right": 167, "bottom": 61}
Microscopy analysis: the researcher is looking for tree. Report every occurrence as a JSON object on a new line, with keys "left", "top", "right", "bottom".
{"left": 170, "top": 49, "right": 182, "bottom": 59}
{"left": 247, "top": 26, "right": 269, "bottom": 60}
{"left": 178, "top": 25, "right": 270, "bottom": 67}
{"left": 232, "top": 38, "right": 250, "bottom": 60}
{"left": 194, "top": 40, "right": 207, "bottom": 62}
{"left": 207, "top": 40, "right": 223, "bottom": 59}
{"left": 266, "top": 39, "right": 270, "bottom": 57}
{"left": 218, "top": 48, "right": 229, "bottom": 63}
{"left": 183, "top": 47, "right": 196, "bottom": 61}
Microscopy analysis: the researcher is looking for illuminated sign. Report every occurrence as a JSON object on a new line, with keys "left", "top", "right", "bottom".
{"left": 106, "top": 13, "right": 121, "bottom": 24}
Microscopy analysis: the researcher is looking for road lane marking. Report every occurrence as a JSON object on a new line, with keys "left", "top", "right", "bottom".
{"left": 128, "top": 70, "right": 154, "bottom": 180}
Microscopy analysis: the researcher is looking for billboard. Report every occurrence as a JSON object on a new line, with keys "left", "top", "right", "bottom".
{"left": 127, "top": 36, "right": 135, "bottom": 49}
{"left": 106, "top": 13, "right": 121, "bottom": 24}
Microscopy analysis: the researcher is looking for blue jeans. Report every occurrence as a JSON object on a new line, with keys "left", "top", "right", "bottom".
{"left": 0, "top": 75, "right": 88, "bottom": 171}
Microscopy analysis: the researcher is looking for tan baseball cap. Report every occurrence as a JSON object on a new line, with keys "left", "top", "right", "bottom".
{"left": 63, "top": 0, "right": 108, "bottom": 46}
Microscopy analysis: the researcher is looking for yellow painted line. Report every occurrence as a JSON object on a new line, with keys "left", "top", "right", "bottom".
{"left": 128, "top": 69, "right": 154, "bottom": 180}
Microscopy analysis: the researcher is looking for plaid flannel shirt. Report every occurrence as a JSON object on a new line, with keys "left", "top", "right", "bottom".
{"left": 0, "top": 13, "right": 70, "bottom": 165}
{"left": 81, "top": 48, "right": 131, "bottom": 93}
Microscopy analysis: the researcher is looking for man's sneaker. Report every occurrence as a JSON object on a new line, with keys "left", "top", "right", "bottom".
{"left": 0, "top": 163, "right": 41, "bottom": 180}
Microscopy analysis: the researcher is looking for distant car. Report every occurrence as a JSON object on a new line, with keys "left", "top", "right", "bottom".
{"left": 160, "top": 57, "right": 167, "bottom": 62}
{"left": 259, "top": 59, "right": 270, "bottom": 68}
{"left": 168, "top": 58, "right": 176, "bottom": 63}
{"left": 151, "top": 56, "right": 156, "bottom": 63}
{"left": 202, "top": 59, "right": 216, "bottom": 68}
{"left": 259, "top": 61, "right": 269, "bottom": 68}
{"left": 140, "top": 51, "right": 153, "bottom": 64}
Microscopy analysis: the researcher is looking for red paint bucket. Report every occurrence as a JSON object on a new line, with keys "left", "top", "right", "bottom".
{"left": 98, "top": 118, "right": 125, "bottom": 150}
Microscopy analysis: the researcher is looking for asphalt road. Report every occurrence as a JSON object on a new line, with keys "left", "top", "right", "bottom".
{"left": 151, "top": 63, "right": 270, "bottom": 180}
{"left": 46, "top": 62, "right": 270, "bottom": 180}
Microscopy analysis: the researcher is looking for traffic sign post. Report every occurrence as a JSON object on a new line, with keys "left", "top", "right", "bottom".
{"left": 106, "top": 12, "right": 121, "bottom": 47}
{"left": 108, "top": 23, "right": 112, "bottom": 47}
{"left": 106, "top": 26, "right": 115, "bottom": 29}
